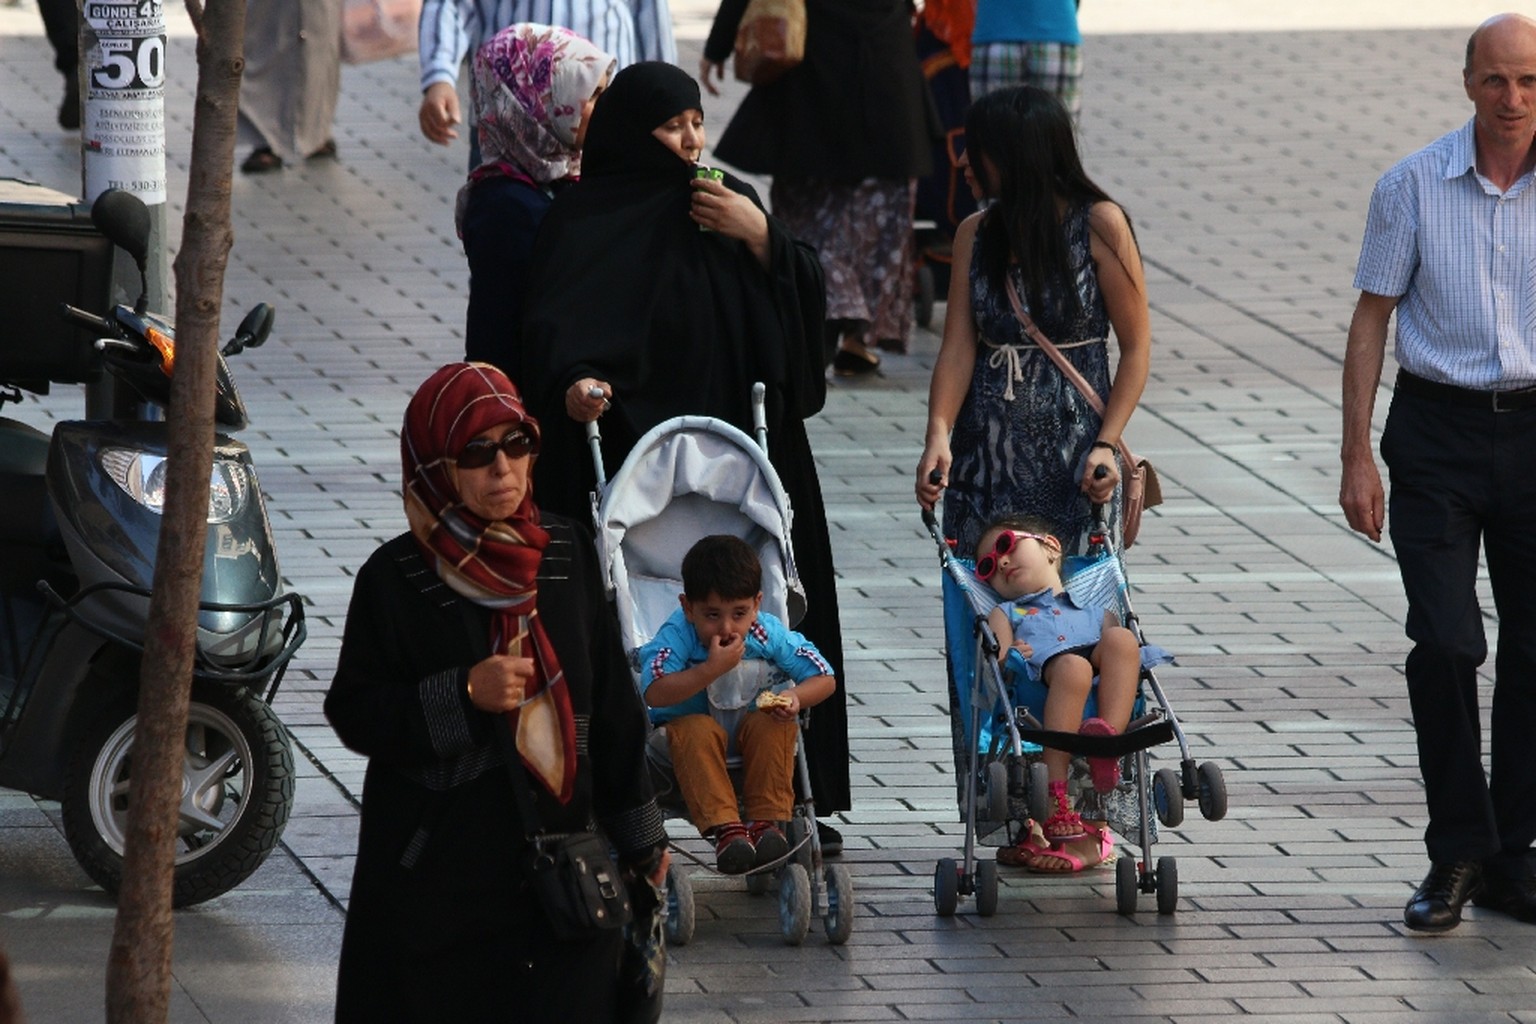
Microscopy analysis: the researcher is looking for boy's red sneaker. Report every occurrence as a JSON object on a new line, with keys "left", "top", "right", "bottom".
{"left": 712, "top": 822, "right": 755, "bottom": 875}
{"left": 748, "top": 820, "right": 789, "bottom": 867}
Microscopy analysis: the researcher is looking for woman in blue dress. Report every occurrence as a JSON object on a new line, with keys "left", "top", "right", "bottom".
{"left": 914, "top": 86, "right": 1151, "bottom": 870}
{"left": 915, "top": 85, "right": 1150, "bottom": 557}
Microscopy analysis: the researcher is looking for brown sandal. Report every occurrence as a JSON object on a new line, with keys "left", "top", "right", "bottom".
{"left": 832, "top": 340, "right": 880, "bottom": 377}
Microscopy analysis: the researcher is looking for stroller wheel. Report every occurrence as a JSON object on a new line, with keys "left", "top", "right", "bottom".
{"left": 1197, "top": 762, "right": 1228, "bottom": 821}
{"left": 745, "top": 870, "right": 772, "bottom": 896}
{"left": 933, "top": 857, "right": 960, "bottom": 917}
{"left": 1155, "top": 856, "right": 1178, "bottom": 915}
{"left": 975, "top": 859, "right": 999, "bottom": 918}
{"left": 1115, "top": 855, "right": 1138, "bottom": 916}
{"left": 1153, "top": 767, "right": 1184, "bottom": 828}
{"left": 665, "top": 860, "right": 696, "bottom": 946}
{"left": 1027, "top": 761, "right": 1051, "bottom": 824}
{"left": 822, "top": 863, "right": 854, "bottom": 944}
{"left": 779, "top": 862, "right": 812, "bottom": 945}
{"left": 985, "top": 760, "right": 1009, "bottom": 824}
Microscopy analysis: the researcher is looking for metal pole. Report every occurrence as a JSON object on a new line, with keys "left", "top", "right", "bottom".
{"left": 78, "top": 0, "right": 169, "bottom": 420}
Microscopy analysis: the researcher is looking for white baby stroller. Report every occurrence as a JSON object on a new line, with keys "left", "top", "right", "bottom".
{"left": 585, "top": 384, "right": 853, "bottom": 946}
{"left": 921, "top": 487, "right": 1228, "bottom": 917}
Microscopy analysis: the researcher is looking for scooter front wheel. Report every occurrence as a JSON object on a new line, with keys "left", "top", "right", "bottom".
{"left": 61, "top": 679, "right": 294, "bottom": 907}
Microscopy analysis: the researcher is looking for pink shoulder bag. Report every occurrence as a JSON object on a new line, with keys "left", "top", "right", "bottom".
{"left": 1004, "top": 278, "right": 1162, "bottom": 548}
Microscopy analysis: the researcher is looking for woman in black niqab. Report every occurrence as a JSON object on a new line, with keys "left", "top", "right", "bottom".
{"left": 520, "top": 61, "right": 851, "bottom": 815}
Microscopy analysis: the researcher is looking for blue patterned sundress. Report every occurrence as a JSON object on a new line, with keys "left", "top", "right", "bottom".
{"left": 941, "top": 202, "right": 1117, "bottom": 558}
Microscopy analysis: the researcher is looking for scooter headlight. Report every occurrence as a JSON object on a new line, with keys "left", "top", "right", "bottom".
{"left": 99, "top": 449, "right": 252, "bottom": 523}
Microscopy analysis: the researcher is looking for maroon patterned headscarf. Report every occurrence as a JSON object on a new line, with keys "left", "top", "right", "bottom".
{"left": 402, "top": 362, "right": 576, "bottom": 803}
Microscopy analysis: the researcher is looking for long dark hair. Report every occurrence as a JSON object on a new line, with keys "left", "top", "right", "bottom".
{"left": 964, "top": 86, "right": 1125, "bottom": 321}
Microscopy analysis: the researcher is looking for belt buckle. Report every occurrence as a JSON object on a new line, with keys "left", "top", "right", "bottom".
{"left": 1492, "top": 388, "right": 1534, "bottom": 413}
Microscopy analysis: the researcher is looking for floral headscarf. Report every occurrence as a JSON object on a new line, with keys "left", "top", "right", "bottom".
{"left": 402, "top": 362, "right": 576, "bottom": 804}
{"left": 471, "top": 22, "right": 615, "bottom": 184}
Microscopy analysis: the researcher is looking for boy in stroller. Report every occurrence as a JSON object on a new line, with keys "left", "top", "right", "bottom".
{"left": 977, "top": 513, "right": 1145, "bottom": 871}
{"left": 638, "top": 535, "right": 837, "bottom": 875}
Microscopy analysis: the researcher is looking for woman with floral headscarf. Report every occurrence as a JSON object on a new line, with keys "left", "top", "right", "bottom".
{"left": 325, "top": 363, "right": 666, "bottom": 1022}
{"left": 458, "top": 24, "right": 615, "bottom": 376}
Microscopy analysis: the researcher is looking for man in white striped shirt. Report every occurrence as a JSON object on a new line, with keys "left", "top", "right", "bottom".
{"left": 1340, "top": 12, "right": 1536, "bottom": 934}
{"left": 417, "top": 0, "right": 676, "bottom": 153}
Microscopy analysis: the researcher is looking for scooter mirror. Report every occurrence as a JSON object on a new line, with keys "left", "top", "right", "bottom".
{"left": 90, "top": 189, "right": 151, "bottom": 269}
{"left": 222, "top": 303, "right": 275, "bottom": 357}
{"left": 240, "top": 303, "right": 275, "bottom": 349}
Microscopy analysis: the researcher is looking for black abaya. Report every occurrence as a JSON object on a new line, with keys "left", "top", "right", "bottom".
{"left": 520, "top": 63, "right": 851, "bottom": 812}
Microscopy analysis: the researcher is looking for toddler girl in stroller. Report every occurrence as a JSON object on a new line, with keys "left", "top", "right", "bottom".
{"left": 976, "top": 513, "right": 1147, "bottom": 872}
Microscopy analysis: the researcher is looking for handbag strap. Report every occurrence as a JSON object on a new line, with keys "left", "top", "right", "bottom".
{"left": 1004, "top": 276, "right": 1144, "bottom": 471}
{"left": 1004, "top": 275, "right": 1105, "bottom": 417}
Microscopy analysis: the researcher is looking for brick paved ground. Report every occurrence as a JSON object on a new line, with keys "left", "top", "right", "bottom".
{"left": 2, "top": 2, "right": 1535, "bottom": 1021}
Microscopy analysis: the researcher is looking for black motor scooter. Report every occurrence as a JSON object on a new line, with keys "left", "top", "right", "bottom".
{"left": 0, "top": 189, "right": 305, "bottom": 907}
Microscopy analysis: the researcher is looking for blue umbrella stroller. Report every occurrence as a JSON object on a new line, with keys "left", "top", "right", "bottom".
{"left": 921, "top": 501, "right": 1228, "bottom": 917}
{"left": 585, "top": 385, "right": 853, "bottom": 947}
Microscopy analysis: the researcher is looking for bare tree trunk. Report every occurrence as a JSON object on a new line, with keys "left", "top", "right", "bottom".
{"left": 104, "top": 1, "right": 247, "bottom": 1020}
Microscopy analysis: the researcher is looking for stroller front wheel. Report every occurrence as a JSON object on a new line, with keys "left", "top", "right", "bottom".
{"left": 779, "top": 862, "right": 812, "bottom": 945}
{"left": 1197, "top": 762, "right": 1228, "bottom": 821}
{"left": 933, "top": 857, "right": 960, "bottom": 917}
{"left": 823, "top": 863, "right": 854, "bottom": 944}
{"left": 975, "top": 859, "right": 999, "bottom": 918}
{"left": 665, "top": 860, "right": 696, "bottom": 945}
{"left": 1115, "top": 854, "right": 1138, "bottom": 916}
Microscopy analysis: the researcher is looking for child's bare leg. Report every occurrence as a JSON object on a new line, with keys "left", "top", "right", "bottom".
{"left": 1041, "top": 654, "right": 1093, "bottom": 783}
{"left": 1088, "top": 626, "right": 1141, "bottom": 732}
{"left": 1038, "top": 654, "right": 1093, "bottom": 840}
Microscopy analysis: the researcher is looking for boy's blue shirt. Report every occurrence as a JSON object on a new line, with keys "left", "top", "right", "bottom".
{"left": 637, "top": 608, "right": 832, "bottom": 725}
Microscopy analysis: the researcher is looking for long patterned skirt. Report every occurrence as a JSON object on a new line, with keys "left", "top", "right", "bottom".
{"left": 770, "top": 176, "right": 916, "bottom": 350}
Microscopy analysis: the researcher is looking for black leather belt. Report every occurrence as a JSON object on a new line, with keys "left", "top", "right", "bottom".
{"left": 1395, "top": 369, "right": 1536, "bottom": 412}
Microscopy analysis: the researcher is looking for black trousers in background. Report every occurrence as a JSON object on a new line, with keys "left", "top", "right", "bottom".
{"left": 1380, "top": 389, "right": 1536, "bottom": 867}
{"left": 37, "top": 0, "right": 78, "bottom": 78}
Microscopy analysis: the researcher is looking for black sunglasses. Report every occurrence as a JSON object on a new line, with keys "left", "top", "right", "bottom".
{"left": 456, "top": 429, "right": 537, "bottom": 469}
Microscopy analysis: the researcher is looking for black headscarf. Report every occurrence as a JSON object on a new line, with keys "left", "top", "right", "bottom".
{"left": 580, "top": 61, "right": 702, "bottom": 177}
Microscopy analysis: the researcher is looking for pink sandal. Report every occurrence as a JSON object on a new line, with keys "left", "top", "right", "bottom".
{"left": 1027, "top": 823, "right": 1115, "bottom": 874}
{"left": 1079, "top": 717, "right": 1121, "bottom": 793}
{"left": 1042, "top": 780, "right": 1084, "bottom": 840}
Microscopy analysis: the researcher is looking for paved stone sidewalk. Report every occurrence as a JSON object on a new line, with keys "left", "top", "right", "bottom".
{"left": 3, "top": 4, "right": 1536, "bottom": 1021}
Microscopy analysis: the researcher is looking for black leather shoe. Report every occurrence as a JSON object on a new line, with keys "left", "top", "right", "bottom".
{"left": 1404, "top": 861, "right": 1483, "bottom": 933}
{"left": 816, "top": 821, "right": 843, "bottom": 857}
{"left": 1473, "top": 860, "right": 1536, "bottom": 923}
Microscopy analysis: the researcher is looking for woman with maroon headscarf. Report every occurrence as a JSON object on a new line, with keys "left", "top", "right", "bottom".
{"left": 325, "top": 362, "right": 666, "bottom": 1022}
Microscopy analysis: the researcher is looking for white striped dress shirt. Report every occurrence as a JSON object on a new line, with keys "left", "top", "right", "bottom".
{"left": 1355, "top": 118, "right": 1536, "bottom": 390}
{"left": 418, "top": 0, "right": 677, "bottom": 91}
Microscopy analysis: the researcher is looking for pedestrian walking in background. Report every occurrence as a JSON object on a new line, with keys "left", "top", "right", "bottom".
{"left": 238, "top": 0, "right": 343, "bottom": 173}
{"left": 1339, "top": 12, "right": 1536, "bottom": 934}
{"left": 699, "top": 0, "right": 938, "bottom": 374}
{"left": 36, "top": 0, "right": 78, "bottom": 129}
{"left": 417, "top": 0, "right": 676, "bottom": 164}
{"left": 458, "top": 23, "right": 614, "bottom": 374}
{"left": 969, "top": 0, "right": 1083, "bottom": 120}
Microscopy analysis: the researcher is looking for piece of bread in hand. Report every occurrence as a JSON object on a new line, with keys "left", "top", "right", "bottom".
{"left": 755, "top": 689, "right": 793, "bottom": 710}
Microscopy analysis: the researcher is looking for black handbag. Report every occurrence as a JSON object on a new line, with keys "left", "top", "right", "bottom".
{"left": 521, "top": 830, "right": 633, "bottom": 941}
{"left": 501, "top": 725, "right": 632, "bottom": 940}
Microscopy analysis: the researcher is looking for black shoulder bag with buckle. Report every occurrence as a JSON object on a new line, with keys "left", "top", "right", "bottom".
{"left": 500, "top": 727, "right": 633, "bottom": 940}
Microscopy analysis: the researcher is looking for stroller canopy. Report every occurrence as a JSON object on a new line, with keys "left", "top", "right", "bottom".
{"left": 594, "top": 415, "right": 804, "bottom": 656}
